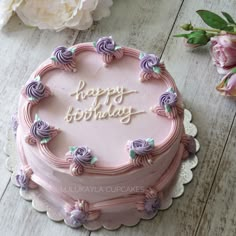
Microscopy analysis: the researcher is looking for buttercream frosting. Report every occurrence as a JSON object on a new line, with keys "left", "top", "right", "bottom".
{"left": 15, "top": 37, "right": 196, "bottom": 228}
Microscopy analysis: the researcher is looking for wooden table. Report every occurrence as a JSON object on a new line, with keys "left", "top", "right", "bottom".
{"left": 0, "top": 1, "right": 236, "bottom": 235}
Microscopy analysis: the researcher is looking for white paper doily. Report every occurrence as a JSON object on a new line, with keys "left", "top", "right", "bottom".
{"left": 4, "top": 109, "right": 200, "bottom": 231}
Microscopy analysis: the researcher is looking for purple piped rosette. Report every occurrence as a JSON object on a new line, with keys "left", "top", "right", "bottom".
{"left": 69, "top": 146, "right": 97, "bottom": 166}
{"left": 128, "top": 138, "right": 155, "bottom": 159}
{"left": 51, "top": 46, "right": 75, "bottom": 64}
{"left": 144, "top": 197, "right": 161, "bottom": 214}
{"left": 25, "top": 75, "right": 46, "bottom": 101}
{"left": 140, "top": 53, "right": 161, "bottom": 74}
{"left": 94, "top": 36, "right": 121, "bottom": 55}
{"left": 66, "top": 209, "right": 88, "bottom": 228}
{"left": 16, "top": 169, "right": 29, "bottom": 190}
{"left": 159, "top": 87, "right": 177, "bottom": 113}
{"left": 30, "top": 114, "right": 53, "bottom": 144}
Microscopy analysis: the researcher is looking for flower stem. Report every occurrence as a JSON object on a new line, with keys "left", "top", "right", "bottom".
{"left": 192, "top": 27, "right": 220, "bottom": 33}
{"left": 192, "top": 27, "right": 236, "bottom": 35}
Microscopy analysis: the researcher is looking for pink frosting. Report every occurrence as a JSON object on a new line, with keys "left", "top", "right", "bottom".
{"left": 16, "top": 42, "right": 186, "bottom": 224}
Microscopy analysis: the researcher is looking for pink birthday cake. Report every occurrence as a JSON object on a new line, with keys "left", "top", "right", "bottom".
{"left": 15, "top": 36, "right": 196, "bottom": 229}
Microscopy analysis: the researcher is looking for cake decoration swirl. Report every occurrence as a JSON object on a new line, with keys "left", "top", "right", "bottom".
{"left": 94, "top": 36, "right": 124, "bottom": 64}
{"left": 16, "top": 166, "right": 37, "bottom": 190}
{"left": 22, "top": 76, "right": 51, "bottom": 104}
{"left": 16, "top": 169, "right": 29, "bottom": 190}
{"left": 64, "top": 200, "right": 100, "bottom": 228}
{"left": 152, "top": 88, "right": 184, "bottom": 119}
{"left": 25, "top": 114, "right": 59, "bottom": 145}
{"left": 127, "top": 138, "right": 154, "bottom": 167}
{"left": 67, "top": 146, "right": 97, "bottom": 176}
{"left": 139, "top": 53, "right": 164, "bottom": 82}
{"left": 51, "top": 46, "right": 77, "bottom": 72}
{"left": 159, "top": 88, "right": 177, "bottom": 112}
{"left": 144, "top": 196, "right": 161, "bottom": 214}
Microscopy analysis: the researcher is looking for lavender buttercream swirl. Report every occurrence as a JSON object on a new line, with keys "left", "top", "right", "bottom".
{"left": 68, "top": 209, "right": 87, "bottom": 227}
{"left": 72, "top": 147, "right": 92, "bottom": 166}
{"left": 53, "top": 46, "right": 73, "bottom": 64}
{"left": 140, "top": 54, "right": 160, "bottom": 73}
{"left": 26, "top": 81, "right": 46, "bottom": 100}
{"left": 96, "top": 36, "right": 116, "bottom": 55}
{"left": 130, "top": 139, "right": 153, "bottom": 156}
{"left": 159, "top": 91, "right": 177, "bottom": 108}
{"left": 30, "top": 120, "right": 51, "bottom": 141}
{"left": 144, "top": 197, "right": 160, "bottom": 214}
{"left": 16, "top": 170, "right": 29, "bottom": 190}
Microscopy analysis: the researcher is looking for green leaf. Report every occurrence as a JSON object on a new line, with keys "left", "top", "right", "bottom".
{"left": 90, "top": 156, "right": 97, "bottom": 165}
{"left": 40, "top": 137, "right": 51, "bottom": 144}
{"left": 222, "top": 12, "right": 236, "bottom": 24}
{"left": 153, "top": 66, "right": 160, "bottom": 74}
{"left": 187, "top": 30, "right": 210, "bottom": 45}
{"left": 50, "top": 56, "right": 57, "bottom": 62}
{"left": 139, "top": 52, "right": 145, "bottom": 60}
{"left": 69, "top": 146, "right": 77, "bottom": 153}
{"left": 197, "top": 10, "right": 228, "bottom": 30}
{"left": 34, "top": 75, "right": 41, "bottom": 81}
{"left": 231, "top": 67, "right": 236, "bottom": 74}
{"left": 28, "top": 97, "right": 35, "bottom": 101}
{"left": 93, "top": 41, "right": 97, "bottom": 47}
{"left": 167, "top": 87, "right": 175, "bottom": 93}
{"left": 35, "top": 114, "right": 40, "bottom": 122}
{"left": 164, "top": 104, "right": 171, "bottom": 113}
{"left": 146, "top": 138, "right": 154, "bottom": 147}
{"left": 115, "top": 46, "right": 122, "bottom": 50}
{"left": 129, "top": 150, "right": 136, "bottom": 159}
{"left": 69, "top": 47, "right": 76, "bottom": 54}
{"left": 221, "top": 25, "right": 234, "bottom": 32}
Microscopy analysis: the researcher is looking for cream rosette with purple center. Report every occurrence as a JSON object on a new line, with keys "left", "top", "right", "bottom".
{"left": 66, "top": 146, "right": 97, "bottom": 176}
{"left": 127, "top": 138, "right": 155, "bottom": 167}
{"left": 25, "top": 114, "right": 59, "bottom": 145}
{"left": 139, "top": 53, "right": 164, "bottom": 82}
{"left": 94, "top": 36, "right": 124, "bottom": 64}
{"left": 152, "top": 88, "right": 183, "bottom": 119}
{"left": 22, "top": 75, "right": 51, "bottom": 104}
{"left": 51, "top": 46, "right": 77, "bottom": 72}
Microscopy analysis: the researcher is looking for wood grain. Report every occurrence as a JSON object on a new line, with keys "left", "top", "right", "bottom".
{"left": 195, "top": 114, "right": 236, "bottom": 236}
{"left": 74, "top": 0, "right": 183, "bottom": 54}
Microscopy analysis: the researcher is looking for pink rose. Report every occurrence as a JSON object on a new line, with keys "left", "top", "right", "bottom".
{"left": 211, "top": 34, "right": 236, "bottom": 74}
{"left": 216, "top": 71, "right": 236, "bottom": 96}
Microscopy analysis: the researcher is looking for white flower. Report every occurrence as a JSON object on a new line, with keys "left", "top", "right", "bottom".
{"left": 0, "top": 0, "right": 22, "bottom": 29}
{"left": 0, "top": 0, "right": 113, "bottom": 31}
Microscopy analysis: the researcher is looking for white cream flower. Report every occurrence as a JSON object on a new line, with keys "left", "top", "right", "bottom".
{"left": 0, "top": 0, "right": 113, "bottom": 31}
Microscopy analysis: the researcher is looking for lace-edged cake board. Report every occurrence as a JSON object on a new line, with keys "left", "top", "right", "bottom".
{"left": 4, "top": 109, "right": 200, "bottom": 231}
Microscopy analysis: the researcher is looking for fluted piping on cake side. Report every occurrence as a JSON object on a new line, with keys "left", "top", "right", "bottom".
{"left": 17, "top": 139, "right": 185, "bottom": 215}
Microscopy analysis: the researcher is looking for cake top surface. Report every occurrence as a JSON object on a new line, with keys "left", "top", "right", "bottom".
{"left": 19, "top": 37, "right": 182, "bottom": 171}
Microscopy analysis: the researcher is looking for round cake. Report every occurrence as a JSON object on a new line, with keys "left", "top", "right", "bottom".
{"left": 15, "top": 36, "right": 196, "bottom": 229}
